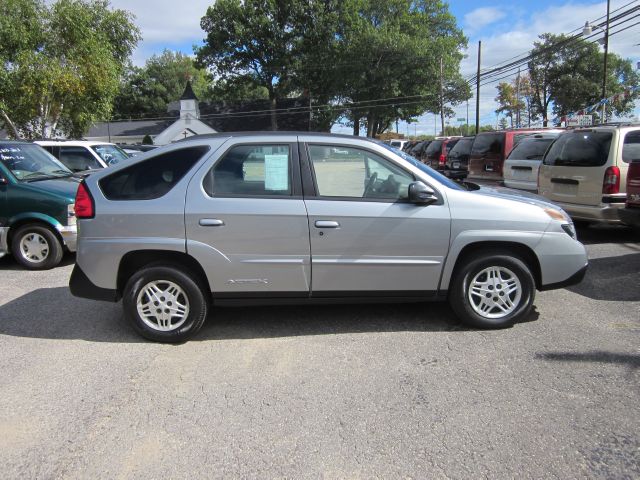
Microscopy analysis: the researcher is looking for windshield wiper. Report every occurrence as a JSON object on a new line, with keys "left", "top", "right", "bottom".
{"left": 22, "top": 172, "right": 53, "bottom": 181}
{"left": 525, "top": 155, "right": 543, "bottom": 159}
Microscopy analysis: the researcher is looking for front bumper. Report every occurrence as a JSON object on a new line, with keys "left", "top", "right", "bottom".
{"left": 535, "top": 230, "right": 589, "bottom": 290}
{"left": 0, "top": 226, "right": 8, "bottom": 259}
{"left": 56, "top": 225, "right": 77, "bottom": 252}
{"left": 618, "top": 207, "right": 640, "bottom": 228}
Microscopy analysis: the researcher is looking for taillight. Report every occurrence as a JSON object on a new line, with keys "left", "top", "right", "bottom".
{"left": 602, "top": 166, "right": 620, "bottom": 195}
{"left": 439, "top": 154, "right": 446, "bottom": 166}
{"left": 75, "top": 182, "right": 94, "bottom": 219}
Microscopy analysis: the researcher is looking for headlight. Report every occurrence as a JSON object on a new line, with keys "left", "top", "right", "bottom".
{"left": 544, "top": 207, "right": 576, "bottom": 239}
{"left": 67, "top": 203, "right": 76, "bottom": 226}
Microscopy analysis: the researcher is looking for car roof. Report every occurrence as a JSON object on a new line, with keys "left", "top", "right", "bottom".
{"left": 0, "top": 140, "right": 35, "bottom": 145}
{"left": 34, "top": 140, "right": 116, "bottom": 146}
{"left": 176, "top": 131, "right": 380, "bottom": 145}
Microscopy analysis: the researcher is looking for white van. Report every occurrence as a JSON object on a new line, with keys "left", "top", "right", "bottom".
{"left": 538, "top": 125, "right": 640, "bottom": 224}
{"left": 35, "top": 140, "right": 130, "bottom": 173}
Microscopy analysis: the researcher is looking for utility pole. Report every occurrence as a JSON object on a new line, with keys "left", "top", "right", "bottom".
{"left": 466, "top": 98, "right": 469, "bottom": 136}
{"left": 439, "top": 57, "right": 445, "bottom": 137}
{"left": 601, "top": 0, "right": 610, "bottom": 123}
{"left": 516, "top": 67, "right": 521, "bottom": 128}
{"left": 475, "top": 41, "right": 481, "bottom": 134}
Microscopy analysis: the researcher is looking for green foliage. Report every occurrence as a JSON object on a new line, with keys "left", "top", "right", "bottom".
{"left": 0, "top": 0, "right": 140, "bottom": 138}
{"left": 113, "top": 50, "right": 211, "bottom": 120}
{"left": 494, "top": 82, "right": 525, "bottom": 128}
{"left": 528, "top": 33, "right": 639, "bottom": 125}
{"left": 142, "top": 134, "right": 153, "bottom": 145}
{"left": 196, "top": 0, "right": 468, "bottom": 135}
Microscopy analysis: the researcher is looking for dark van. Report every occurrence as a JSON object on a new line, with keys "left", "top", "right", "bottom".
{"left": 467, "top": 129, "right": 548, "bottom": 183}
{"left": 0, "top": 141, "right": 78, "bottom": 269}
{"left": 445, "top": 136, "right": 474, "bottom": 180}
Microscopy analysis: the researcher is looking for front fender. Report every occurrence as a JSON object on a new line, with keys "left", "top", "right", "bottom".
{"left": 8, "top": 212, "right": 63, "bottom": 230}
{"left": 438, "top": 230, "right": 545, "bottom": 291}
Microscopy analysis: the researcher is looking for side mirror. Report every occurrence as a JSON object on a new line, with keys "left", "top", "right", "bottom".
{"left": 408, "top": 181, "right": 438, "bottom": 205}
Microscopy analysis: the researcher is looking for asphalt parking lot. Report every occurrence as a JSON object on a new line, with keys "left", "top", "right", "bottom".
{"left": 1, "top": 224, "right": 638, "bottom": 479}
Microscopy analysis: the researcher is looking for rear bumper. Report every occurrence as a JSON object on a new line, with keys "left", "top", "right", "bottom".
{"left": 503, "top": 179, "right": 537, "bottom": 192}
{"left": 553, "top": 201, "right": 624, "bottom": 224}
{"left": 618, "top": 207, "right": 640, "bottom": 228}
{"left": 69, "top": 264, "right": 119, "bottom": 302}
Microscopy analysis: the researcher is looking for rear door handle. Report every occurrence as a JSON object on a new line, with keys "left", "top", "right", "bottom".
{"left": 315, "top": 220, "right": 340, "bottom": 228}
{"left": 199, "top": 218, "right": 225, "bottom": 227}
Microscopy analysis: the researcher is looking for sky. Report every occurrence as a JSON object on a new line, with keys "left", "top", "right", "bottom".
{"left": 108, "top": 0, "right": 640, "bottom": 135}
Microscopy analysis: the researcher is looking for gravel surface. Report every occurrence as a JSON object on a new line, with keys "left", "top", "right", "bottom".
{"left": 0, "top": 224, "right": 638, "bottom": 479}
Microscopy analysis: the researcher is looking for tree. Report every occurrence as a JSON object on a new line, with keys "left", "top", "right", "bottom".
{"left": 494, "top": 82, "right": 524, "bottom": 128}
{"left": 0, "top": 0, "right": 140, "bottom": 138}
{"left": 112, "top": 50, "right": 212, "bottom": 119}
{"left": 196, "top": 0, "right": 469, "bottom": 135}
{"left": 528, "top": 33, "right": 639, "bottom": 125}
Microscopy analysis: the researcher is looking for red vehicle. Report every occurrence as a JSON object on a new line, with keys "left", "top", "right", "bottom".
{"left": 423, "top": 137, "right": 461, "bottom": 171}
{"left": 467, "top": 129, "right": 552, "bottom": 183}
{"left": 619, "top": 159, "right": 640, "bottom": 228}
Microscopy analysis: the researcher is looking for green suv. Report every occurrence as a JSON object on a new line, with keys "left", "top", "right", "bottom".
{"left": 0, "top": 141, "right": 78, "bottom": 269}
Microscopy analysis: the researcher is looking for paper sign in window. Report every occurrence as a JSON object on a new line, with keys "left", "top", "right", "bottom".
{"left": 264, "top": 154, "right": 289, "bottom": 191}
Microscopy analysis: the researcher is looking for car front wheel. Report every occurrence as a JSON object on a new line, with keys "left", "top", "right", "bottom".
{"left": 11, "top": 224, "right": 64, "bottom": 270}
{"left": 123, "top": 265, "right": 209, "bottom": 343}
{"left": 449, "top": 252, "right": 536, "bottom": 329}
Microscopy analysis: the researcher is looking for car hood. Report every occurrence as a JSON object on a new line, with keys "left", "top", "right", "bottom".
{"left": 470, "top": 184, "right": 561, "bottom": 210}
{"left": 22, "top": 176, "right": 81, "bottom": 202}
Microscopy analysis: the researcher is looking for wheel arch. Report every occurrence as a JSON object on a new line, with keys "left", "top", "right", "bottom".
{"left": 7, "top": 215, "right": 64, "bottom": 248}
{"left": 117, "top": 250, "right": 210, "bottom": 298}
{"left": 441, "top": 238, "right": 543, "bottom": 292}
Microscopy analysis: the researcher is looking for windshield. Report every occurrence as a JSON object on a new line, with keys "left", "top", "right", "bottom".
{"left": 377, "top": 142, "right": 464, "bottom": 190}
{"left": 0, "top": 144, "right": 72, "bottom": 181}
{"left": 91, "top": 144, "right": 130, "bottom": 166}
{"left": 507, "top": 137, "right": 557, "bottom": 160}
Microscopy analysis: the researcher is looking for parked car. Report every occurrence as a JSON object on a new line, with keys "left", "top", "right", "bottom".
{"left": 468, "top": 129, "right": 551, "bottom": 183}
{"left": 503, "top": 132, "right": 562, "bottom": 192}
{"left": 0, "top": 141, "right": 78, "bottom": 269}
{"left": 70, "top": 132, "right": 587, "bottom": 342}
{"left": 35, "top": 140, "right": 130, "bottom": 173}
{"left": 538, "top": 125, "right": 639, "bottom": 224}
{"left": 618, "top": 159, "right": 640, "bottom": 228}
{"left": 423, "top": 137, "right": 461, "bottom": 171}
{"left": 389, "top": 139, "right": 408, "bottom": 150}
{"left": 402, "top": 141, "right": 417, "bottom": 152}
{"left": 408, "top": 140, "right": 427, "bottom": 158}
{"left": 444, "top": 136, "right": 474, "bottom": 180}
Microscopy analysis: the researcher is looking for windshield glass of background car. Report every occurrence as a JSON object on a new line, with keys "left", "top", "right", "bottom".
{"left": 0, "top": 144, "right": 71, "bottom": 180}
{"left": 471, "top": 133, "right": 503, "bottom": 155}
{"left": 425, "top": 141, "right": 443, "bottom": 158}
{"left": 91, "top": 145, "right": 130, "bottom": 166}
{"left": 543, "top": 131, "right": 612, "bottom": 167}
{"left": 449, "top": 138, "right": 472, "bottom": 158}
{"left": 507, "top": 138, "right": 556, "bottom": 160}
{"left": 377, "top": 142, "right": 464, "bottom": 191}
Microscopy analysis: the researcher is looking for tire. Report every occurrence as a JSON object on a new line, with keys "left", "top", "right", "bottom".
{"left": 11, "top": 224, "right": 64, "bottom": 270}
{"left": 122, "top": 265, "right": 209, "bottom": 343}
{"left": 449, "top": 251, "right": 536, "bottom": 329}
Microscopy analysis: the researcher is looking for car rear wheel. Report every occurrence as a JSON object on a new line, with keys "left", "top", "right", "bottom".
{"left": 11, "top": 224, "right": 64, "bottom": 270}
{"left": 449, "top": 252, "right": 535, "bottom": 329}
{"left": 123, "top": 265, "right": 209, "bottom": 343}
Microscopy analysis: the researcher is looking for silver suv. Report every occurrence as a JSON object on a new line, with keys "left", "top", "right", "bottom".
{"left": 70, "top": 133, "right": 588, "bottom": 342}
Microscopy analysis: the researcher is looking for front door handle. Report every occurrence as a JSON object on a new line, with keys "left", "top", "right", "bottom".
{"left": 315, "top": 220, "right": 340, "bottom": 228}
{"left": 199, "top": 218, "right": 225, "bottom": 227}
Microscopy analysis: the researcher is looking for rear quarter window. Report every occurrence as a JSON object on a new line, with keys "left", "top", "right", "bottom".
{"left": 100, "top": 146, "right": 209, "bottom": 200}
{"left": 543, "top": 131, "right": 612, "bottom": 167}
{"left": 622, "top": 131, "right": 640, "bottom": 163}
{"left": 471, "top": 133, "right": 503, "bottom": 155}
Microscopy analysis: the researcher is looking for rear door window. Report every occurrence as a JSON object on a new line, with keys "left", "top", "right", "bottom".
{"left": 100, "top": 146, "right": 209, "bottom": 200}
{"left": 543, "top": 131, "right": 612, "bottom": 167}
{"left": 448, "top": 138, "right": 473, "bottom": 158}
{"left": 622, "top": 131, "right": 640, "bottom": 163}
{"left": 445, "top": 140, "right": 459, "bottom": 153}
{"left": 471, "top": 133, "right": 503, "bottom": 155}
{"left": 204, "top": 144, "right": 292, "bottom": 197}
{"left": 507, "top": 138, "right": 556, "bottom": 160}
